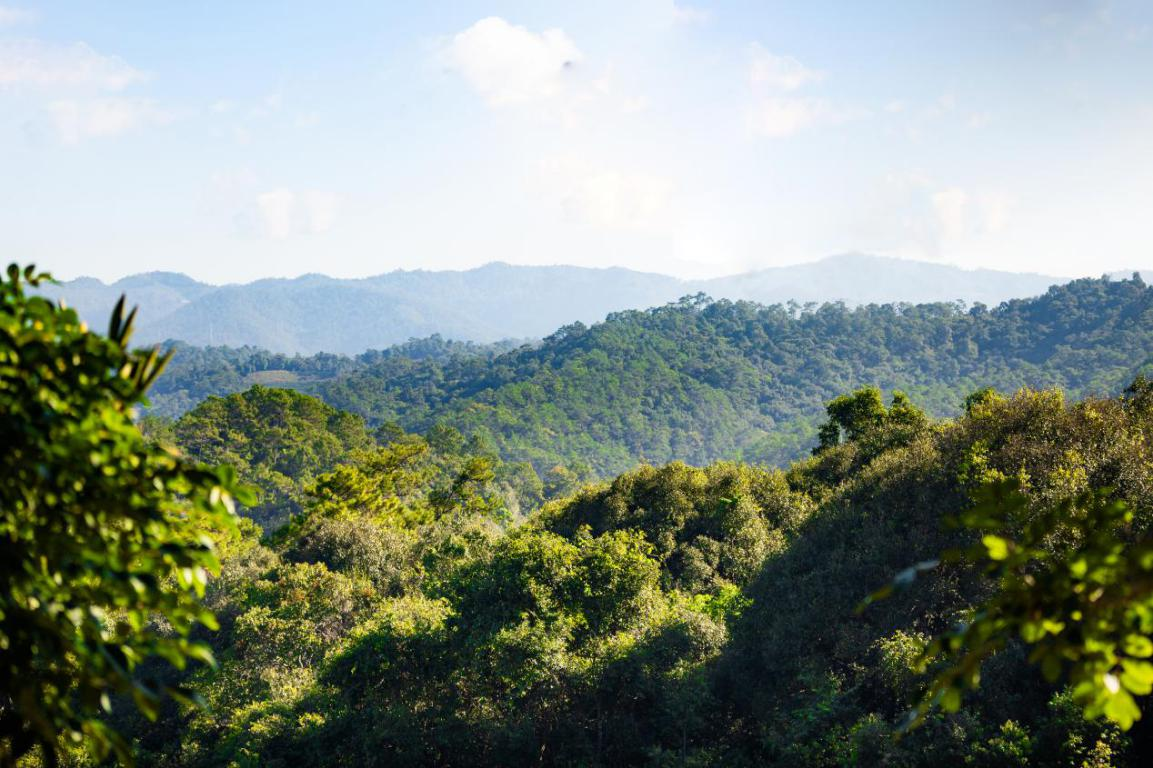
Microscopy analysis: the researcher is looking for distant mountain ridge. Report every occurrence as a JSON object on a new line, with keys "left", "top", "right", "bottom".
{"left": 40, "top": 254, "right": 1066, "bottom": 354}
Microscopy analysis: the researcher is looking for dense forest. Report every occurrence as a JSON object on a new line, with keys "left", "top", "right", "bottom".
{"left": 145, "top": 336, "right": 519, "bottom": 418}
{"left": 8, "top": 264, "right": 1153, "bottom": 767}
{"left": 112, "top": 379, "right": 1153, "bottom": 766}
{"left": 150, "top": 275, "right": 1153, "bottom": 473}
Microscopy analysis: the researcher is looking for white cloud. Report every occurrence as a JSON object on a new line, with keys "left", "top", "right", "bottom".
{"left": 929, "top": 187, "right": 1013, "bottom": 243}
{"left": 541, "top": 156, "right": 671, "bottom": 230}
{"left": 747, "top": 97, "right": 832, "bottom": 138}
{"left": 890, "top": 94, "right": 988, "bottom": 142}
{"left": 0, "top": 40, "right": 146, "bottom": 91}
{"left": 862, "top": 175, "right": 1018, "bottom": 260}
{"left": 932, "top": 187, "right": 969, "bottom": 241}
{"left": 442, "top": 17, "right": 582, "bottom": 106}
{"left": 977, "top": 190, "right": 1013, "bottom": 234}
{"left": 210, "top": 168, "right": 259, "bottom": 194}
{"left": 47, "top": 98, "right": 171, "bottom": 143}
{"left": 0, "top": 5, "right": 34, "bottom": 26}
{"left": 257, "top": 189, "right": 295, "bottom": 239}
{"left": 966, "top": 111, "right": 992, "bottom": 129}
{"left": 302, "top": 190, "right": 339, "bottom": 233}
{"left": 748, "top": 44, "right": 821, "bottom": 91}
{"left": 745, "top": 44, "right": 841, "bottom": 138}
{"left": 256, "top": 188, "right": 340, "bottom": 239}
{"left": 672, "top": 4, "right": 711, "bottom": 24}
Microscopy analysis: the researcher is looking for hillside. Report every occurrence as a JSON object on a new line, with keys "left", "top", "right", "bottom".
{"left": 39, "top": 255, "right": 1062, "bottom": 354}
{"left": 115, "top": 381, "right": 1153, "bottom": 766}
{"left": 144, "top": 336, "right": 518, "bottom": 418}
{"left": 11, "top": 260, "right": 1153, "bottom": 766}
{"left": 148, "top": 274, "right": 1153, "bottom": 474}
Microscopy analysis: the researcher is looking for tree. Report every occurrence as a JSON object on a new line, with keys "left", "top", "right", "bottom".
{"left": 862, "top": 476, "right": 1153, "bottom": 732}
{"left": 817, "top": 387, "right": 887, "bottom": 450}
{"left": 0, "top": 265, "right": 251, "bottom": 766}
{"left": 173, "top": 386, "right": 375, "bottom": 529}
{"left": 815, "top": 387, "right": 928, "bottom": 455}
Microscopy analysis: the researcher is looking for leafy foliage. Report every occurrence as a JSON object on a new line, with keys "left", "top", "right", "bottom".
{"left": 104, "top": 380, "right": 1153, "bottom": 765}
{"left": 18, "top": 259, "right": 1153, "bottom": 765}
{"left": 144, "top": 336, "right": 518, "bottom": 418}
{"left": 538, "top": 461, "right": 812, "bottom": 594}
{"left": 815, "top": 386, "right": 929, "bottom": 456}
{"left": 876, "top": 477, "right": 1153, "bottom": 732}
{"left": 0, "top": 265, "right": 250, "bottom": 766}
{"left": 172, "top": 386, "right": 375, "bottom": 528}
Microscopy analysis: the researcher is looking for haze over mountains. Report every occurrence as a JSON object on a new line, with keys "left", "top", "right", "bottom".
{"left": 43, "top": 254, "right": 1069, "bottom": 354}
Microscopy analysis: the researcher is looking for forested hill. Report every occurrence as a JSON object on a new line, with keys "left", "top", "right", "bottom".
{"left": 15, "top": 260, "right": 1153, "bottom": 765}
{"left": 146, "top": 336, "right": 521, "bottom": 418}
{"left": 121, "top": 370, "right": 1153, "bottom": 766}
{"left": 151, "top": 274, "right": 1153, "bottom": 473}
{"left": 41, "top": 254, "right": 1061, "bottom": 353}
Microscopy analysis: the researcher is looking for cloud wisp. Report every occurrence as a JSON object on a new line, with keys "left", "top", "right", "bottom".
{"left": 0, "top": 4, "right": 34, "bottom": 26}
{"left": 671, "top": 4, "right": 712, "bottom": 25}
{"left": 744, "top": 43, "right": 851, "bottom": 138}
{"left": 0, "top": 39, "right": 146, "bottom": 91}
{"left": 256, "top": 188, "right": 340, "bottom": 240}
{"left": 46, "top": 98, "right": 172, "bottom": 144}
{"left": 442, "top": 17, "right": 582, "bottom": 107}
{"left": 748, "top": 44, "right": 821, "bottom": 91}
{"left": 540, "top": 155, "right": 672, "bottom": 231}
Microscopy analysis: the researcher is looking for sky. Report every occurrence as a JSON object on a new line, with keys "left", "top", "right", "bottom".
{"left": 1, "top": 1, "right": 1152, "bottom": 284}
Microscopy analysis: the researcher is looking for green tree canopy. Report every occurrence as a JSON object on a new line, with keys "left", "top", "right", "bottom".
{"left": 815, "top": 386, "right": 929, "bottom": 456}
{"left": 173, "top": 386, "right": 375, "bottom": 528}
{"left": 0, "top": 265, "right": 250, "bottom": 766}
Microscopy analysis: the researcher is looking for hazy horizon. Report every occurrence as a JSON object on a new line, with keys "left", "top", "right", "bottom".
{"left": 39, "top": 251, "right": 1141, "bottom": 287}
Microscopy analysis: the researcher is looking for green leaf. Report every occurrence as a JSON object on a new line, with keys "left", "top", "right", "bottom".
{"left": 1121, "top": 659, "right": 1153, "bottom": 687}
{"left": 939, "top": 687, "right": 962, "bottom": 712}
{"left": 982, "top": 534, "right": 1011, "bottom": 561}
{"left": 1103, "top": 690, "right": 1141, "bottom": 730}
{"left": 1123, "top": 634, "right": 1153, "bottom": 659}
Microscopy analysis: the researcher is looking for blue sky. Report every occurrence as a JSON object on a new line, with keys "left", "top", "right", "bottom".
{"left": 1, "top": 1, "right": 1151, "bottom": 283}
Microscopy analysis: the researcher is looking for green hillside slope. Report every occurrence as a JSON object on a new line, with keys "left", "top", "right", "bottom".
{"left": 307, "top": 274, "right": 1153, "bottom": 472}
{"left": 115, "top": 382, "right": 1153, "bottom": 766}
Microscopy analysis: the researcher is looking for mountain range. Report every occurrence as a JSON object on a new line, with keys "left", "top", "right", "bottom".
{"left": 41, "top": 254, "right": 1069, "bottom": 354}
